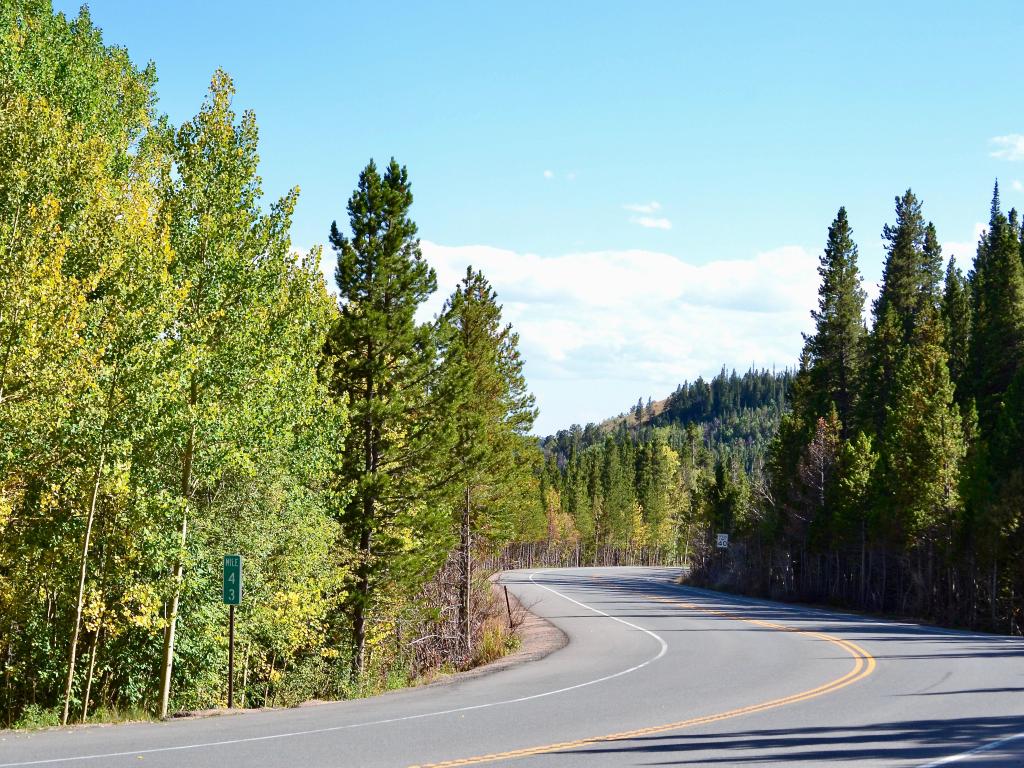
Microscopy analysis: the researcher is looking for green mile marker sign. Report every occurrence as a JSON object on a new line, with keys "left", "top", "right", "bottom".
{"left": 223, "top": 555, "right": 242, "bottom": 605}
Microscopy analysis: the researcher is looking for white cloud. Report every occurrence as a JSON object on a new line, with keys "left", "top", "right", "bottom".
{"left": 418, "top": 241, "right": 819, "bottom": 433}
{"left": 942, "top": 221, "right": 986, "bottom": 264}
{"left": 630, "top": 215, "right": 672, "bottom": 230}
{"left": 1013, "top": 180, "right": 1023, "bottom": 192}
{"left": 542, "top": 169, "right": 554, "bottom": 179}
{"left": 624, "top": 201, "right": 662, "bottom": 214}
{"left": 990, "top": 134, "right": 1024, "bottom": 161}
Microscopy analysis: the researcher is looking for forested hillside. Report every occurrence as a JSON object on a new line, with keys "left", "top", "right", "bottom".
{"left": 529, "top": 368, "right": 790, "bottom": 567}
{"left": 0, "top": 3, "right": 542, "bottom": 728}
{"left": 532, "top": 191, "right": 1023, "bottom": 636}
{"left": 689, "top": 196, "right": 1024, "bottom": 635}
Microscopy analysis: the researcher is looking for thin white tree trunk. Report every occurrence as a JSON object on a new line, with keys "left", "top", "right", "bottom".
{"left": 61, "top": 449, "right": 105, "bottom": 725}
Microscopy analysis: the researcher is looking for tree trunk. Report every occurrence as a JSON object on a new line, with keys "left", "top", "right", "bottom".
{"left": 81, "top": 625, "right": 103, "bottom": 723}
{"left": 159, "top": 408, "right": 196, "bottom": 719}
{"left": 81, "top": 539, "right": 110, "bottom": 723}
{"left": 158, "top": 508, "right": 188, "bottom": 718}
{"left": 459, "top": 484, "right": 472, "bottom": 658}
{"left": 240, "top": 642, "right": 251, "bottom": 708}
{"left": 61, "top": 449, "right": 105, "bottom": 725}
{"left": 991, "top": 559, "right": 998, "bottom": 629}
{"left": 351, "top": 523, "right": 371, "bottom": 680}
{"left": 351, "top": 351, "right": 376, "bottom": 681}
{"left": 859, "top": 519, "right": 866, "bottom": 607}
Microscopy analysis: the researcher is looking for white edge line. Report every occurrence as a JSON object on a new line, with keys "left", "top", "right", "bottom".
{"left": 0, "top": 569, "right": 668, "bottom": 768}
{"left": 918, "top": 730, "right": 1024, "bottom": 767}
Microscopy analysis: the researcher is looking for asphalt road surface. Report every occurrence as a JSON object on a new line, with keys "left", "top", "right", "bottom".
{"left": 3, "top": 567, "right": 1024, "bottom": 767}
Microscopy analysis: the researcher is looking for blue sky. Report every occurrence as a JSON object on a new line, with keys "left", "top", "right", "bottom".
{"left": 56, "top": 1, "right": 1024, "bottom": 433}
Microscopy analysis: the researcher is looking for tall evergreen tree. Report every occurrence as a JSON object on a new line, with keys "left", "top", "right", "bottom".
{"left": 875, "top": 320, "right": 964, "bottom": 550}
{"left": 325, "top": 159, "right": 448, "bottom": 678}
{"left": 803, "top": 207, "right": 867, "bottom": 436}
{"left": 969, "top": 184, "right": 1024, "bottom": 435}
{"left": 942, "top": 256, "right": 972, "bottom": 410}
{"left": 439, "top": 267, "right": 536, "bottom": 655}
{"left": 862, "top": 190, "right": 938, "bottom": 434}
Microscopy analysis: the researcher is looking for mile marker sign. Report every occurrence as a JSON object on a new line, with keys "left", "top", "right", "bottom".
{"left": 716, "top": 533, "right": 729, "bottom": 549}
{"left": 223, "top": 555, "right": 242, "bottom": 605}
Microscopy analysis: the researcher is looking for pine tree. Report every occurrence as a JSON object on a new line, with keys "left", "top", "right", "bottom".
{"left": 804, "top": 207, "right": 867, "bottom": 436}
{"left": 833, "top": 431, "right": 878, "bottom": 603}
{"left": 439, "top": 267, "right": 536, "bottom": 655}
{"left": 795, "top": 409, "right": 842, "bottom": 548}
{"left": 942, "top": 256, "right": 972, "bottom": 409}
{"left": 875, "top": 319, "right": 964, "bottom": 550}
{"left": 862, "top": 190, "right": 939, "bottom": 435}
{"left": 599, "top": 436, "right": 634, "bottom": 547}
{"left": 325, "top": 159, "right": 447, "bottom": 679}
{"left": 969, "top": 184, "right": 1024, "bottom": 435}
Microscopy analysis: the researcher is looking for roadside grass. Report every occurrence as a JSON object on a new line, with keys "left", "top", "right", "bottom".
{"left": 10, "top": 704, "right": 155, "bottom": 731}
{"left": 472, "top": 617, "right": 521, "bottom": 667}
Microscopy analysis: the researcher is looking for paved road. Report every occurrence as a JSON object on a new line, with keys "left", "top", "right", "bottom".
{"left": 3, "top": 567, "right": 1024, "bottom": 767}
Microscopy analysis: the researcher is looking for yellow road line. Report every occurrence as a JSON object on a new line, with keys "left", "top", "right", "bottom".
{"left": 409, "top": 591, "right": 876, "bottom": 768}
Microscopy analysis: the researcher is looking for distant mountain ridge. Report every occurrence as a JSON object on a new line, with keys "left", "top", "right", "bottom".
{"left": 542, "top": 366, "right": 794, "bottom": 470}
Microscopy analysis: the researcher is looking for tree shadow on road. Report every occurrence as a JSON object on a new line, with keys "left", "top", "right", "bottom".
{"left": 545, "top": 715, "right": 1024, "bottom": 765}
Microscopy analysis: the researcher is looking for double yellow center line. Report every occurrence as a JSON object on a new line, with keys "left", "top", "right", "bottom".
{"left": 410, "top": 589, "right": 876, "bottom": 768}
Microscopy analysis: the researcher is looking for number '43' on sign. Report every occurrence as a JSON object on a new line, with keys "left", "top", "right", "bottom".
{"left": 223, "top": 555, "right": 242, "bottom": 605}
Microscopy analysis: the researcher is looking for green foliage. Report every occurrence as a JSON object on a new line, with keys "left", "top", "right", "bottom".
{"left": 942, "top": 256, "right": 971, "bottom": 409}
{"left": 439, "top": 267, "right": 538, "bottom": 546}
{"left": 0, "top": 6, "right": 349, "bottom": 726}
{"left": 12, "top": 704, "right": 59, "bottom": 731}
{"left": 325, "top": 158, "right": 453, "bottom": 678}
{"left": 970, "top": 185, "right": 1024, "bottom": 435}
{"left": 804, "top": 207, "right": 867, "bottom": 435}
{"left": 693, "top": 186, "right": 1020, "bottom": 632}
{"left": 437, "top": 267, "right": 538, "bottom": 653}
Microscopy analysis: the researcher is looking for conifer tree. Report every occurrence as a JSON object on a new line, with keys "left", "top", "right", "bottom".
{"left": 833, "top": 431, "right": 877, "bottom": 602}
{"left": 942, "top": 256, "right": 972, "bottom": 409}
{"left": 969, "top": 184, "right": 1024, "bottom": 435}
{"left": 804, "top": 207, "right": 867, "bottom": 436}
{"left": 325, "top": 159, "right": 448, "bottom": 678}
{"left": 862, "top": 190, "right": 938, "bottom": 435}
{"left": 875, "top": 318, "right": 964, "bottom": 565}
{"left": 439, "top": 267, "right": 536, "bottom": 655}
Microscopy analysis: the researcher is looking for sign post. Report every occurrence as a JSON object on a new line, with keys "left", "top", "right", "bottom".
{"left": 223, "top": 555, "right": 242, "bottom": 708}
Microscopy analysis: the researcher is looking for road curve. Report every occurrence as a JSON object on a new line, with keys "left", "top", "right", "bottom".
{"left": 2, "top": 567, "right": 1023, "bottom": 767}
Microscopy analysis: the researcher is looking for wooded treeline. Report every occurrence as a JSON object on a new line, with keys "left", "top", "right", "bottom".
{"left": 688, "top": 193, "right": 1024, "bottom": 634}
{"left": 537, "top": 192, "right": 1023, "bottom": 635}
{"left": 535, "top": 368, "right": 790, "bottom": 566}
{"left": 0, "top": 4, "right": 541, "bottom": 728}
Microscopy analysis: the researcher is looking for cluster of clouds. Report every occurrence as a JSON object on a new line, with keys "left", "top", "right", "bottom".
{"left": 990, "top": 134, "right": 1024, "bottom": 162}
{"left": 542, "top": 169, "right": 576, "bottom": 181}
{"left": 623, "top": 201, "right": 672, "bottom": 230}
{"left": 419, "top": 241, "right": 820, "bottom": 432}
{"left": 990, "top": 135, "right": 1024, "bottom": 191}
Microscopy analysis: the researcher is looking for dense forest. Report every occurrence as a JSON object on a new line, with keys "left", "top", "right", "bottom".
{"left": 688, "top": 192, "right": 1024, "bottom": 635}
{"left": 537, "top": 191, "right": 1023, "bottom": 634}
{"left": 0, "top": 4, "right": 543, "bottom": 728}
{"left": 527, "top": 369, "right": 789, "bottom": 567}
{"left": 4, "top": 0, "right": 1023, "bottom": 737}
